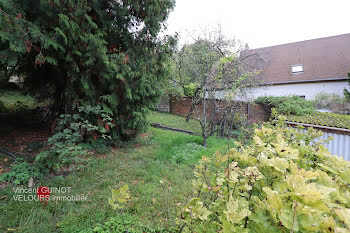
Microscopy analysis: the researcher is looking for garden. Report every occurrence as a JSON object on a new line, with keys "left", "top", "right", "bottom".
{"left": 0, "top": 1, "right": 350, "bottom": 233}
{"left": 1, "top": 90, "right": 349, "bottom": 233}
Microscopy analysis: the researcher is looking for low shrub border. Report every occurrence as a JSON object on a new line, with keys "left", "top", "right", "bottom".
{"left": 178, "top": 116, "right": 350, "bottom": 232}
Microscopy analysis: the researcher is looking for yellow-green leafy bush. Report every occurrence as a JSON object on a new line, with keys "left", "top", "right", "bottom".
{"left": 179, "top": 118, "right": 350, "bottom": 233}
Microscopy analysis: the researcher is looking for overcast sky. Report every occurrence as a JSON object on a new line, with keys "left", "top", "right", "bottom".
{"left": 164, "top": 0, "right": 350, "bottom": 49}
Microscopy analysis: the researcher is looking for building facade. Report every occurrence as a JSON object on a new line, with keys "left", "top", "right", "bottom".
{"left": 249, "top": 33, "right": 350, "bottom": 100}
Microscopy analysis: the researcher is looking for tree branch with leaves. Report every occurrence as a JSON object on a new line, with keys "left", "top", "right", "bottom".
{"left": 170, "top": 27, "right": 268, "bottom": 146}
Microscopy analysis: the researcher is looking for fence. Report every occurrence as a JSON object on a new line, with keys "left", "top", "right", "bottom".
{"left": 316, "top": 131, "right": 350, "bottom": 161}
{"left": 287, "top": 121, "right": 350, "bottom": 161}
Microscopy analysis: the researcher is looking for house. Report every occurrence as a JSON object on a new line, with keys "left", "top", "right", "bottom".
{"left": 249, "top": 33, "right": 350, "bottom": 100}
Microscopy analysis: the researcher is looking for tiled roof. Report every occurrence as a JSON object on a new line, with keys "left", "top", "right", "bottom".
{"left": 248, "top": 33, "right": 350, "bottom": 84}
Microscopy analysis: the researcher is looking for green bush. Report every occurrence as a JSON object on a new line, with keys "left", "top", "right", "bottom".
{"left": 313, "top": 92, "right": 350, "bottom": 114}
{"left": 1, "top": 105, "right": 115, "bottom": 183}
{"left": 255, "top": 95, "right": 314, "bottom": 116}
{"left": 35, "top": 105, "right": 114, "bottom": 174}
{"left": 0, "top": 89, "right": 36, "bottom": 112}
{"left": 91, "top": 214, "right": 173, "bottom": 233}
{"left": 0, "top": 0, "right": 175, "bottom": 141}
{"left": 0, "top": 158, "right": 41, "bottom": 184}
{"left": 178, "top": 117, "right": 350, "bottom": 233}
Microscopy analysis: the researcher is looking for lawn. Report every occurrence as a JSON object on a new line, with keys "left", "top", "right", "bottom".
{"left": 0, "top": 126, "right": 229, "bottom": 232}
{"left": 0, "top": 89, "right": 47, "bottom": 135}
{"left": 147, "top": 111, "right": 202, "bottom": 134}
{"left": 0, "top": 89, "right": 38, "bottom": 112}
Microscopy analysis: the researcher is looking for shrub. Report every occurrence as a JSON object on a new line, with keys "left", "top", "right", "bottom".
{"left": 313, "top": 92, "right": 350, "bottom": 114}
{"left": 178, "top": 117, "right": 350, "bottom": 233}
{"left": 91, "top": 214, "right": 173, "bottom": 233}
{"left": 0, "top": 89, "right": 36, "bottom": 112}
{"left": 255, "top": 95, "right": 314, "bottom": 116}
{"left": 0, "top": 158, "right": 41, "bottom": 184}
{"left": 35, "top": 105, "right": 114, "bottom": 174}
{"left": 0, "top": 105, "right": 114, "bottom": 183}
{"left": 34, "top": 141, "right": 86, "bottom": 175}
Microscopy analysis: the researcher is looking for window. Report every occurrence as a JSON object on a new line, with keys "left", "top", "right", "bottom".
{"left": 291, "top": 64, "right": 303, "bottom": 73}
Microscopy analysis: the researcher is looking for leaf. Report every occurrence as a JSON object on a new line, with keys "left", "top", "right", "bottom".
{"left": 335, "top": 208, "right": 350, "bottom": 229}
{"left": 109, "top": 185, "right": 131, "bottom": 209}
{"left": 108, "top": 197, "right": 119, "bottom": 210}
{"left": 340, "top": 168, "right": 350, "bottom": 184}
{"left": 263, "top": 187, "right": 283, "bottom": 213}
{"left": 253, "top": 135, "right": 266, "bottom": 146}
{"left": 279, "top": 207, "right": 298, "bottom": 232}
{"left": 319, "top": 216, "right": 336, "bottom": 233}
{"left": 224, "top": 196, "right": 251, "bottom": 224}
{"left": 299, "top": 213, "right": 324, "bottom": 232}
{"left": 185, "top": 198, "right": 211, "bottom": 221}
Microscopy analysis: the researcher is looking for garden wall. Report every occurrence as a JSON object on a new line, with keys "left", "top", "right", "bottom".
{"left": 247, "top": 104, "right": 269, "bottom": 123}
{"left": 169, "top": 96, "right": 269, "bottom": 123}
{"left": 167, "top": 96, "right": 349, "bottom": 160}
{"left": 169, "top": 96, "right": 191, "bottom": 116}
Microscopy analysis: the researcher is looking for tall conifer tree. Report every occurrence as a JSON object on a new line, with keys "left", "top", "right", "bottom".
{"left": 0, "top": 0, "right": 175, "bottom": 140}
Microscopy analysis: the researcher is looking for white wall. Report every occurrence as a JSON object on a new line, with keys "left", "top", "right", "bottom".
{"left": 251, "top": 81, "right": 349, "bottom": 100}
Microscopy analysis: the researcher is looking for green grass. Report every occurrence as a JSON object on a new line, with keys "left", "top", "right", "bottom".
{"left": 151, "top": 128, "right": 228, "bottom": 164}
{"left": 0, "top": 89, "right": 49, "bottom": 134}
{"left": 147, "top": 111, "right": 202, "bottom": 134}
{"left": 0, "top": 89, "right": 37, "bottom": 112}
{"left": 0, "top": 127, "right": 229, "bottom": 232}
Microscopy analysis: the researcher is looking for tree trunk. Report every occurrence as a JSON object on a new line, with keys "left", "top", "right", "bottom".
{"left": 202, "top": 76, "right": 207, "bottom": 147}
{"left": 185, "top": 104, "right": 193, "bottom": 122}
{"left": 203, "top": 135, "right": 207, "bottom": 148}
{"left": 220, "top": 112, "right": 227, "bottom": 137}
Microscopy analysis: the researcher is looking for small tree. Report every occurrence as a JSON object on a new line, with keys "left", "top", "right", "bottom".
{"left": 169, "top": 39, "right": 221, "bottom": 122}
{"left": 171, "top": 28, "right": 267, "bottom": 147}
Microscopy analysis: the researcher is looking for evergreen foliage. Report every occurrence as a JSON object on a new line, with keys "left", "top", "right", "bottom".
{"left": 0, "top": 0, "right": 175, "bottom": 140}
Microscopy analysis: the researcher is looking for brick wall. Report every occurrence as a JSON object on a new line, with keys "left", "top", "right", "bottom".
{"left": 247, "top": 104, "right": 269, "bottom": 123}
{"left": 169, "top": 96, "right": 192, "bottom": 116}
{"left": 169, "top": 97, "right": 236, "bottom": 118}
{"left": 169, "top": 96, "right": 269, "bottom": 123}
